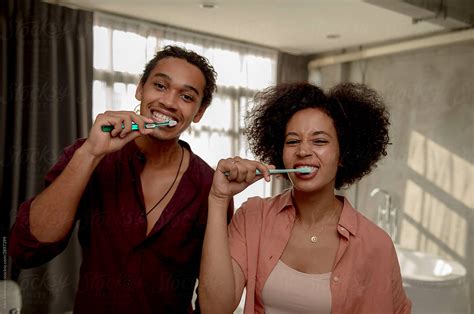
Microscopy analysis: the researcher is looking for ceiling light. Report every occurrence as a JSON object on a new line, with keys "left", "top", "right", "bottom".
{"left": 200, "top": 2, "right": 217, "bottom": 9}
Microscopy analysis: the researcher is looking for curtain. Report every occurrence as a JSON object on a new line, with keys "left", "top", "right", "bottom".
{"left": 0, "top": 0, "right": 93, "bottom": 313}
{"left": 277, "top": 51, "right": 310, "bottom": 84}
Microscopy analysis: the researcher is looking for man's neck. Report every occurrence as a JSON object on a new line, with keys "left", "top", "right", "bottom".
{"left": 134, "top": 136, "right": 182, "bottom": 168}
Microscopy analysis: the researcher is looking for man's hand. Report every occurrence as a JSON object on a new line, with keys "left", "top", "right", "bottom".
{"left": 82, "top": 110, "right": 155, "bottom": 158}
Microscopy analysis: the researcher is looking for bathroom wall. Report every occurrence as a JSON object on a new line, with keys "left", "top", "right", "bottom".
{"left": 310, "top": 40, "right": 474, "bottom": 306}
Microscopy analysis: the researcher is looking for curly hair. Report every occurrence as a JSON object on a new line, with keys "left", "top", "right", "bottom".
{"left": 140, "top": 45, "right": 217, "bottom": 108}
{"left": 244, "top": 82, "right": 390, "bottom": 189}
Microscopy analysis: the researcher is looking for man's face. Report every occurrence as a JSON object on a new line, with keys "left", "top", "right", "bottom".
{"left": 135, "top": 57, "right": 207, "bottom": 140}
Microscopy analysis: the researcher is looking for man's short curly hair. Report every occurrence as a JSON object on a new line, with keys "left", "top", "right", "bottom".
{"left": 245, "top": 82, "right": 390, "bottom": 189}
{"left": 140, "top": 45, "right": 217, "bottom": 108}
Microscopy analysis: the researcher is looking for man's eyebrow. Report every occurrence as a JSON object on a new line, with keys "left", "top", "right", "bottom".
{"left": 153, "top": 73, "right": 201, "bottom": 96}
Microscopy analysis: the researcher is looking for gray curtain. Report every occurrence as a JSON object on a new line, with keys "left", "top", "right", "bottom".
{"left": 0, "top": 0, "right": 93, "bottom": 313}
{"left": 276, "top": 51, "right": 310, "bottom": 84}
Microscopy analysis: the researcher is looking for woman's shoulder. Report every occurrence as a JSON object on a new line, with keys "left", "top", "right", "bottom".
{"left": 353, "top": 208, "right": 396, "bottom": 253}
{"left": 238, "top": 192, "right": 289, "bottom": 216}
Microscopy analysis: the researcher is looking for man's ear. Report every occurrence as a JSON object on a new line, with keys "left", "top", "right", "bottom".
{"left": 192, "top": 105, "right": 207, "bottom": 123}
{"left": 135, "top": 83, "right": 143, "bottom": 101}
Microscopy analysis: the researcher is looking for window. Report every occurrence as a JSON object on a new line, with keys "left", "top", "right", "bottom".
{"left": 93, "top": 13, "right": 278, "bottom": 207}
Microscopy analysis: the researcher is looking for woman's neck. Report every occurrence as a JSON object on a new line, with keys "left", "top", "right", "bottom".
{"left": 292, "top": 188, "right": 341, "bottom": 226}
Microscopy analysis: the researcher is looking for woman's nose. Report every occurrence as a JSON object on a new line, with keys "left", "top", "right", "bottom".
{"left": 296, "top": 143, "right": 312, "bottom": 157}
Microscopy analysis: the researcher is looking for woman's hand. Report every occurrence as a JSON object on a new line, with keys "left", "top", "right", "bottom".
{"left": 209, "top": 157, "right": 274, "bottom": 202}
{"left": 81, "top": 110, "right": 155, "bottom": 158}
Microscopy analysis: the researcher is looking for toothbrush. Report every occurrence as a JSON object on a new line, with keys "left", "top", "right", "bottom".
{"left": 224, "top": 167, "right": 312, "bottom": 176}
{"left": 101, "top": 120, "right": 177, "bottom": 132}
{"left": 256, "top": 167, "right": 312, "bottom": 175}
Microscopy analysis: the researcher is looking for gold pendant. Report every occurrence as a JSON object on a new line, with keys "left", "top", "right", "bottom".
{"left": 310, "top": 235, "right": 318, "bottom": 243}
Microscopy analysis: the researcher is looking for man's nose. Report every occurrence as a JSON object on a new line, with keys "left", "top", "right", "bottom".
{"left": 160, "top": 91, "right": 178, "bottom": 110}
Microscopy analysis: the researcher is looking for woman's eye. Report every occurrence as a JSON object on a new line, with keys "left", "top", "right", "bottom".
{"left": 313, "top": 140, "right": 328, "bottom": 145}
{"left": 285, "top": 140, "right": 299, "bottom": 145}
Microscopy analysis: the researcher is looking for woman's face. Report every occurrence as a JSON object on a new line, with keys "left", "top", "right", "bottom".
{"left": 282, "top": 108, "right": 340, "bottom": 193}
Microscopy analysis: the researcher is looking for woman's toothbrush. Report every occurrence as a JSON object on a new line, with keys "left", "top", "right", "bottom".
{"left": 255, "top": 167, "right": 312, "bottom": 175}
{"left": 101, "top": 120, "right": 177, "bottom": 132}
{"left": 224, "top": 167, "right": 312, "bottom": 176}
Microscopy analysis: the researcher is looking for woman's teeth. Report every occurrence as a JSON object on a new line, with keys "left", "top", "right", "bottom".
{"left": 296, "top": 166, "right": 318, "bottom": 174}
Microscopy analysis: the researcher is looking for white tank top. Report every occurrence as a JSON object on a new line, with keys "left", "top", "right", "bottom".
{"left": 262, "top": 260, "right": 332, "bottom": 314}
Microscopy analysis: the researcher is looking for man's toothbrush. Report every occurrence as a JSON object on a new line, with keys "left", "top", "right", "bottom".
{"left": 224, "top": 167, "right": 312, "bottom": 176}
{"left": 101, "top": 120, "right": 177, "bottom": 132}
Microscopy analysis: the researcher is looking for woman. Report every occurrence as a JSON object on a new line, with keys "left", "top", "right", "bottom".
{"left": 199, "top": 82, "right": 411, "bottom": 313}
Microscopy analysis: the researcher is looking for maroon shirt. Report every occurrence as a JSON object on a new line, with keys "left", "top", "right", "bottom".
{"left": 9, "top": 139, "right": 232, "bottom": 313}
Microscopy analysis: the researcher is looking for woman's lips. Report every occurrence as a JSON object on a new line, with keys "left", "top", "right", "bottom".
{"left": 293, "top": 165, "right": 319, "bottom": 179}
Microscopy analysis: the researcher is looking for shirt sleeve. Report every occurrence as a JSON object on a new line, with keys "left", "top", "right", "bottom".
{"left": 9, "top": 139, "right": 87, "bottom": 269}
{"left": 391, "top": 244, "right": 412, "bottom": 314}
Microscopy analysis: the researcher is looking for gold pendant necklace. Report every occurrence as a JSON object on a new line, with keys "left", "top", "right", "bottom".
{"left": 309, "top": 226, "right": 326, "bottom": 243}
{"left": 305, "top": 209, "right": 338, "bottom": 244}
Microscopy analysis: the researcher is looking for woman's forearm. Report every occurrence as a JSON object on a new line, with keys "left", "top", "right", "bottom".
{"left": 199, "top": 195, "right": 238, "bottom": 314}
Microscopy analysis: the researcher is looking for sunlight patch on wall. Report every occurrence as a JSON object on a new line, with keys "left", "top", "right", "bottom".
{"left": 407, "top": 131, "right": 473, "bottom": 209}
{"left": 400, "top": 180, "right": 467, "bottom": 260}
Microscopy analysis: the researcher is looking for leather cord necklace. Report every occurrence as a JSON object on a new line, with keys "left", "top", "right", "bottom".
{"left": 145, "top": 145, "right": 184, "bottom": 216}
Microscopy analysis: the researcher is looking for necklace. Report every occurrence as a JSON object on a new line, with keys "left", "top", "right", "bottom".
{"left": 298, "top": 209, "right": 338, "bottom": 244}
{"left": 145, "top": 145, "right": 184, "bottom": 216}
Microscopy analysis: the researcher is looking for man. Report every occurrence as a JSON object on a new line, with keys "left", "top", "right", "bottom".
{"left": 9, "top": 45, "right": 232, "bottom": 313}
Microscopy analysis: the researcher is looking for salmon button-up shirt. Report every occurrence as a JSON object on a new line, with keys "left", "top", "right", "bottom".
{"left": 228, "top": 189, "right": 411, "bottom": 314}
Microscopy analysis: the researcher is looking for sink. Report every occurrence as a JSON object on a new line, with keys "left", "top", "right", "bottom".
{"left": 395, "top": 246, "right": 470, "bottom": 313}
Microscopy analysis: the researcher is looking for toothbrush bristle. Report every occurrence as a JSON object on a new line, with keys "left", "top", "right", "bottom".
{"left": 300, "top": 167, "right": 312, "bottom": 173}
{"left": 168, "top": 120, "right": 177, "bottom": 127}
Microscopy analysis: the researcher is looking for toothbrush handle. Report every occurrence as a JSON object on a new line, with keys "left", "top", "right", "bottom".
{"left": 101, "top": 124, "right": 140, "bottom": 132}
{"left": 224, "top": 169, "right": 304, "bottom": 176}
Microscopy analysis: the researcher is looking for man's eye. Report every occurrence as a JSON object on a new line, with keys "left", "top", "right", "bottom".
{"left": 181, "top": 94, "right": 194, "bottom": 102}
{"left": 154, "top": 83, "right": 166, "bottom": 90}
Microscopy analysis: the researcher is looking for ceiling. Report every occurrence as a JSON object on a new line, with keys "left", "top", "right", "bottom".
{"left": 54, "top": 0, "right": 471, "bottom": 55}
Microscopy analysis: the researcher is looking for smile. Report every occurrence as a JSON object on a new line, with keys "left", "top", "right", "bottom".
{"left": 151, "top": 110, "right": 175, "bottom": 123}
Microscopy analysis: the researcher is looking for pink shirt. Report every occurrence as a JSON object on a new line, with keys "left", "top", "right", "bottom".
{"left": 228, "top": 189, "right": 411, "bottom": 314}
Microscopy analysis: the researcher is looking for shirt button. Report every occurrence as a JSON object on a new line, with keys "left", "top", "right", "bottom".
{"left": 333, "top": 276, "right": 340, "bottom": 282}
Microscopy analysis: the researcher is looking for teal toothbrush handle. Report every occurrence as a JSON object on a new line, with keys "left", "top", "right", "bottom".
{"left": 101, "top": 121, "right": 174, "bottom": 132}
{"left": 101, "top": 123, "right": 139, "bottom": 132}
{"left": 224, "top": 168, "right": 311, "bottom": 176}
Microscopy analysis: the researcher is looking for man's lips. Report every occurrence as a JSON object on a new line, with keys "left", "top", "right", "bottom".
{"left": 151, "top": 110, "right": 176, "bottom": 124}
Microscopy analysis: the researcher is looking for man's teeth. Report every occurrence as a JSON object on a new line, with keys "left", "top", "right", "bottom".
{"left": 152, "top": 112, "right": 173, "bottom": 121}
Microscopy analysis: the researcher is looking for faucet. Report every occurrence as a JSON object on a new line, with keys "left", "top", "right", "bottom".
{"left": 370, "top": 188, "right": 397, "bottom": 240}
